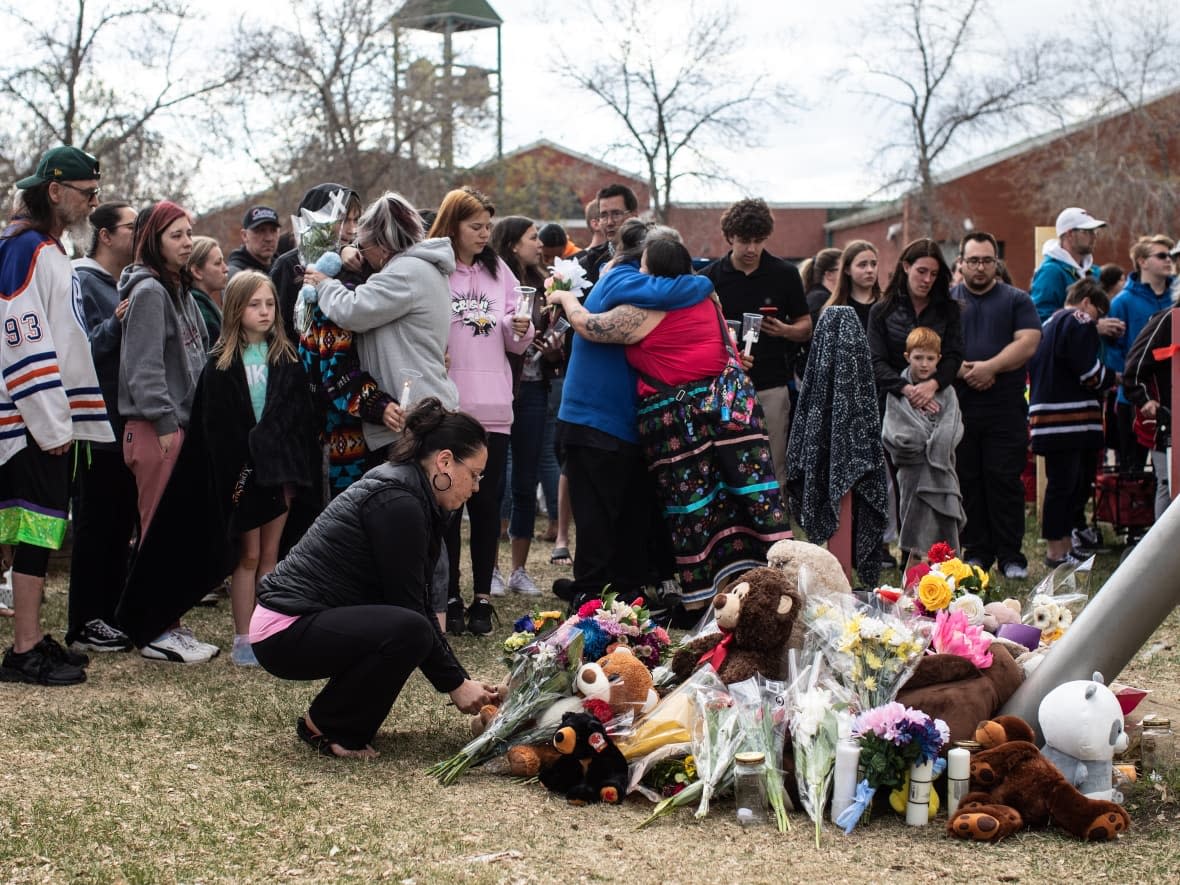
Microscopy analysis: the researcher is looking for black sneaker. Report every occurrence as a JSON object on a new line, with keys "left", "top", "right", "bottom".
{"left": 446, "top": 598, "right": 466, "bottom": 636}
{"left": 466, "top": 598, "right": 497, "bottom": 636}
{"left": 69, "top": 619, "right": 132, "bottom": 653}
{"left": 0, "top": 642, "right": 86, "bottom": 685}
{"left": 37, "top": 634, "right": 89, "bottom": 668}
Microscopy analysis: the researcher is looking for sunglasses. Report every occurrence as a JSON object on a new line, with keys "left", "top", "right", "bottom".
{"left": 1150, "top": 252, "right": 1173, "bottom": 261}
{"left": 58, "top": 182, "right": 100, "bottom": 199}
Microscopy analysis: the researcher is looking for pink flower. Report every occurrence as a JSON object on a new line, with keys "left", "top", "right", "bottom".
{"left": 929, "top": 609, "right": 993, "bottom": 669}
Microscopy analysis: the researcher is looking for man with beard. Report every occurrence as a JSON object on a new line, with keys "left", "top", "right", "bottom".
{"left": 951, "top": 232, "right": 1042, "bottom": 579}
{"left": 0, "top": 146, "right": 114, "bottom": 685}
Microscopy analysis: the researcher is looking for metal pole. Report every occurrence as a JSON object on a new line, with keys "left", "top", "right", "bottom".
{"left": 496, "top": 23, "right": 503, "bottom": 161}
{"left": 999, "top": 493, "right": 1180, "bottom": 741}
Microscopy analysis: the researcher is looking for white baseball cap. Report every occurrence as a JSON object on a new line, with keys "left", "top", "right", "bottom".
{"left": 1055, "top": 207, "right": 1107, "bottom": 236}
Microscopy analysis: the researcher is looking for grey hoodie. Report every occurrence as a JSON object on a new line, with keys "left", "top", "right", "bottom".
{"left": 117, "top": 265, "right": 209, "bottom": 435}
{"left": 315, "top": 237, "right": 459, "bottom": 450}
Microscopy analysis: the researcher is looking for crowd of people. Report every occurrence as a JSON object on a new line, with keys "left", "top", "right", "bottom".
{"left": 1, "top": 145, "right": 1175, "bottom": 757}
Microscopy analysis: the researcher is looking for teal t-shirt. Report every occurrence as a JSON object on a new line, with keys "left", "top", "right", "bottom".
{"left": 243, "top": 342, "right": 269, "bottom": 422}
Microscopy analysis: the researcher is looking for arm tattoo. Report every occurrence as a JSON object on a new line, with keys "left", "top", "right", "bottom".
{"left": 581, "top": 304, "right": 649, "bottom": 344}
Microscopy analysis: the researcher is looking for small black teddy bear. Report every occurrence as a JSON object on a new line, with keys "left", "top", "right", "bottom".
{"left": 539, "top": 711, "right": 629, "bottom": 806}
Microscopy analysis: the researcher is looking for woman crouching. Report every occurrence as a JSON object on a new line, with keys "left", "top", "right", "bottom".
{"left": 250, "top": 397, "right": 501, "bottom": 758}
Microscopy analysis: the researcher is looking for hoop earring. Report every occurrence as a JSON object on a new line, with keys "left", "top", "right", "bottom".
{"left": 432, "top": 472, "right": 452, "bottom": 492}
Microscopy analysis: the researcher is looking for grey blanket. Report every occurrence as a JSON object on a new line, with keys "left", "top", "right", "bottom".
{"left": 881, "top": 370, "right": 966, "bottom": 553}
{"left": 787, "top": 306, "right": 888, "bottom": 586}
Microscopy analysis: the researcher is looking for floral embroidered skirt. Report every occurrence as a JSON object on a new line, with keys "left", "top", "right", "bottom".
{"left": 636, "top": 369, "right": 792, "bottom": 606}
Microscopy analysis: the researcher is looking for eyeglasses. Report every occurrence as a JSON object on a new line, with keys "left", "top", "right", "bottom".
{"left": 963, "top": 257, "right": 997, "bottom": 268}
{"left": 58, "top": 182, "right": 100, "bottom": 200}
{"left": 455, "top": 457, "right": 484, "bottom": 484}
{"left": 1150, "top": 252, "right": 1173, "bottom": 261}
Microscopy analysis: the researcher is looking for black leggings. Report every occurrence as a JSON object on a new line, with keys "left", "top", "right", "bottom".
{"left": 1042, "top": 450, "right": 1088, "bottom": 540}
{"left": 252, "top": 605, "right": 436, "bottom": 750}
{"left": 445, "top": 431, "right": 509, "bottom": 602}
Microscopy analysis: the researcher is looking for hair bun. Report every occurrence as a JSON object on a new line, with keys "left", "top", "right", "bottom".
{"left": 405, "top": 397, "right": 446, "bottom": 436}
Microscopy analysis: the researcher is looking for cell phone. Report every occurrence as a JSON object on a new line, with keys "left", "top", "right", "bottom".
{"left": 758, "top": 305, "right": 779, "bottom": 318}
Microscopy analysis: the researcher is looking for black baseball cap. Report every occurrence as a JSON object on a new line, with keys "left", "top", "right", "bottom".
{"left": 242, "top": 206, "right": 280, "bottom": 230}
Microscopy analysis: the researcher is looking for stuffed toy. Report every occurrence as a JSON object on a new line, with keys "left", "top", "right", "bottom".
{"left": 982, "top": 599, "right": 1022, "bottom": 633}
{"left": 495, "top": 648, "right": 658, "bottom": 778}
{"left": 946, "top": 715, "right": 1130, "bottom": 842}
{"left": 539, "top": 711, "right": 629, "bottom": 805}
{"left": 767, "top": 539, "right": 850, "bottom": 653}
{"left": 895, "top": 641, "right": 1023, "bottom": 744}
{"left": 670, "top": 567, "right": 801, "bottom": 683}
{"left": 1039, "top": 672, "right": 1128, "bottom": 800}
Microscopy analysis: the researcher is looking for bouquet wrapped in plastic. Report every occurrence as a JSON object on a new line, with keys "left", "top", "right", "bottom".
{"left": 291, "top": 188, "right": 349, "bottom": 333}
{"left": 788, "top": 652, "right": 850, "bottom": 847}
{"left": 635, "top": 668, "right": 742, "bottom": 827}
{"left": 731, "top": 674, "right": 792, "bottom": 833}
{"left": 427, "top": 627, "right": 584, "bottom": 785}
{"left": 1024, "top": 554, "right": 1094, "bottom": 645}
{"left": 802, "top": 585, "right": 929, "bottom": 713}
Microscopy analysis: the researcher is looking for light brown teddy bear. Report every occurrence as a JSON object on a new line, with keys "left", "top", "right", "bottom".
{"left": 767, "top": 539, "right": 851, "bottom": 652}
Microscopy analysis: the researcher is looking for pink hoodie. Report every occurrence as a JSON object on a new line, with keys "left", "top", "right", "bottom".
{"left": 446, "top": 255, "right": 535, "bottom": 434}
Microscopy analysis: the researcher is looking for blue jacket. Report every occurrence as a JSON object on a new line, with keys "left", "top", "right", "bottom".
{"left": 559, "top": 263, "right": 713, "bottom": 443}
{"left": 1030, "top": 254, "right": 1100, "bottom": 322}
{"left": 1107, "top": 272, "right": 1174, "bottom": 403}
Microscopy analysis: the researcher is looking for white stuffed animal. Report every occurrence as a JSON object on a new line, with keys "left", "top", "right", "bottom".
{"left": 1039, "top": 672, "right": 1128, "bottom": 801}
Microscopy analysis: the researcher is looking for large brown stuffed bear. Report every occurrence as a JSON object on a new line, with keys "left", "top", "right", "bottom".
{"left": 670, "top": 567, "right": 801, "bottom": 684}
{"left": 946, "top": 716, "right": 1130, "bottom": 842}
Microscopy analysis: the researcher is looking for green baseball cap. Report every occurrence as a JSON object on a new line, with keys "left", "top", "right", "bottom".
{"left": 16, "top": 146, "right": 101, "bottom": 190}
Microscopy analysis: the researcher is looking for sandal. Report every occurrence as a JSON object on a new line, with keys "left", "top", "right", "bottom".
{"left": 549, "top": 546, "right": 572, "bottom": 566}
{"left": 296, "top": 716, "right": 339, "bottom": 757}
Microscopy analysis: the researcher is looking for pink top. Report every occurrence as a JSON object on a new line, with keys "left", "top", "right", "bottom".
{"left": 249, "top": 604, "right": 300, "bottom": 643}
{"left": 626, "top": 300, "right": 728, "bottom": 396}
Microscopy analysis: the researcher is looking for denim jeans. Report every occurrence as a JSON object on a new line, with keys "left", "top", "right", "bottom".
{"left": 508, "top": 380, "right": 550, "bottom": 539}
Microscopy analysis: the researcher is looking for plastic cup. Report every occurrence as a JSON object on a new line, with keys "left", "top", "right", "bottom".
{"left": 398, "top": 368, "right": 423, "bottom": 409}
{"left": 513, "top": 286, "right": 536, "bottom": 341}
{"left": 726, "top": 319, "right": 742, "bottom": 348}
{"left": 741, "top": 312, "right": 764, "bottom": 356}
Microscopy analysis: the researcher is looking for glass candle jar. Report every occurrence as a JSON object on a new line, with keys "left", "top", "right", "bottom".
{"left": 1141, "top": 717, "right": 1174, "bottom": 774}
{"left": 733, "top": 751, "right": 768, "bottom": 826}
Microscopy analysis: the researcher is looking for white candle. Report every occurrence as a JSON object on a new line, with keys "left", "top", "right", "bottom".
{"left": 946, "top": 748, "right": 970, "bottom": 819}
{"left": 905, "top": 759, "right": 934, "bottom": 826}
{"left": 830, "top": 738, "right": 861, "bottom": 824}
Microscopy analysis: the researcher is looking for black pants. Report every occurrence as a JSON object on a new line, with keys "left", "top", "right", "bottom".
{"left": 1116, "top": 401, "right": 1148, "bottom": 473}
{"left": 956, "top": 404, "right": 1029, "bottom": 569}
{"left": 445, "top": 432, "right": 509, "bottom": 602}
{"left": 564, "top": 442, "right": 655, "bottom": 601}
{"left": 67, "top": 448, "right": 139, "bottom": 637}
{"left": 253, "top": 605, "right": 436, "bottom": 749}
{"left": 1042, "top": 450, "right": 1088, "bottom": 540}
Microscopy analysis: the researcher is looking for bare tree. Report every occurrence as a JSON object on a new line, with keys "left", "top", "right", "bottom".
{"left": 229, "top": 0, "right": 493, "bottom": 204}
{"left": 852, "top": 0, "right": 1059, "bottom": 235}
{"left": 562, "top": 0, "right": 788, "bottom": 222}
{"left": 0, "top": 0, "right": 240, "bottom": 203}
{"left": 1028, "top": 0, "right": 1180, "bottom": 239}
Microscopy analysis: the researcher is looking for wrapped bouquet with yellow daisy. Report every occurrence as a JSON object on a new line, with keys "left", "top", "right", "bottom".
{"left": 802, "top": 592, "right": 929, "bottom": 712}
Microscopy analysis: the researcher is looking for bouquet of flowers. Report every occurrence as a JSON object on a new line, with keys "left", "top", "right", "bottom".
{"left": 731, "top": 675, "right": 792, "bottom": 833}
{"left": 544, "top": 256, "right": 591, "bottom": 305}
{"left": 428, "top": 627, "right": 584, "bottom": 785}
{"left": 640, "top": 753, "right": 697, "bottom": 799}
{"left": 1023, "top": 554, "right": 1093, "bottom": 643}
{"left": 929, "top": 608, "right": 993, "bottom": 668}
{"left": 504, "top": 592, "right": 671, "bottom": 671}
{"left": 788, "top": 654, "right": 848, "bottom": 847}
{"left": 291, "top": 188, "right": 349, "bottom": 333}
{"left": 803, "top": 593, "right": 928, "bottom": 712}
{"left": 904, "top": 541, "right": 997, "bottom": 619}
{"left": 835, "top": 702, "right": 949, "bottom": 833}
{"left": 636, "top": 668, "right": 742, "bottom": 828}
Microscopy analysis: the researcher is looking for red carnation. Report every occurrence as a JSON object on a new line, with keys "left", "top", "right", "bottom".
{"left": 577, "top": 599, "right": 603, "bottom": 618}
{"left": 631, "top": 597, "right": 646, "bottom": 608}
{"left": 904, "top": 562, "right": 931, "bottom": 590}
{"left": 582, "top": 698, "right": 614, "bottom": 723}
{"left": 927, "top": 541, "right": 955, "bottom": 564}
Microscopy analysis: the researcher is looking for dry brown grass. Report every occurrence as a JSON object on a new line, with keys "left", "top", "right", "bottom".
{"left": 1, "top": 523, "right": 1178, "bottom": 884}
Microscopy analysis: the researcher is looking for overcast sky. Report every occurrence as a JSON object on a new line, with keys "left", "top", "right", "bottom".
{"left": 8, "top": 0, "right": 1079, "bottom": 209}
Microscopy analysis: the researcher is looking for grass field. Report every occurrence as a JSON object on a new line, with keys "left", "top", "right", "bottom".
{"left": 1, "top": 516, "right": 1178, "bottom": 884}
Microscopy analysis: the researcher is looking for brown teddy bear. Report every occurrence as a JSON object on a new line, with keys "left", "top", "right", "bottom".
{"left": 946, "top": 715, "right": 1131, "bottom": 842}
{"left": 670, "top": 567, "right": 801, "bottom": 684}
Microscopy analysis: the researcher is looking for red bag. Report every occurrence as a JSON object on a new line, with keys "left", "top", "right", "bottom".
{"left": 1093, "top": 468, "right": 1156, "bottom": 529}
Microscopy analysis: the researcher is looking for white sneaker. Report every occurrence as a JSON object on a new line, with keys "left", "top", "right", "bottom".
{"left": 141, "top": 628, "right": 219, "bottom": 663}
{"left": 508, "top": 567, "right": 541, "bottom": 596}
{"left": 489, "top": 567, "right": 506, "bottom": 597}
{"left": 174, "top": 625, "right": 221, "bottom": 659}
